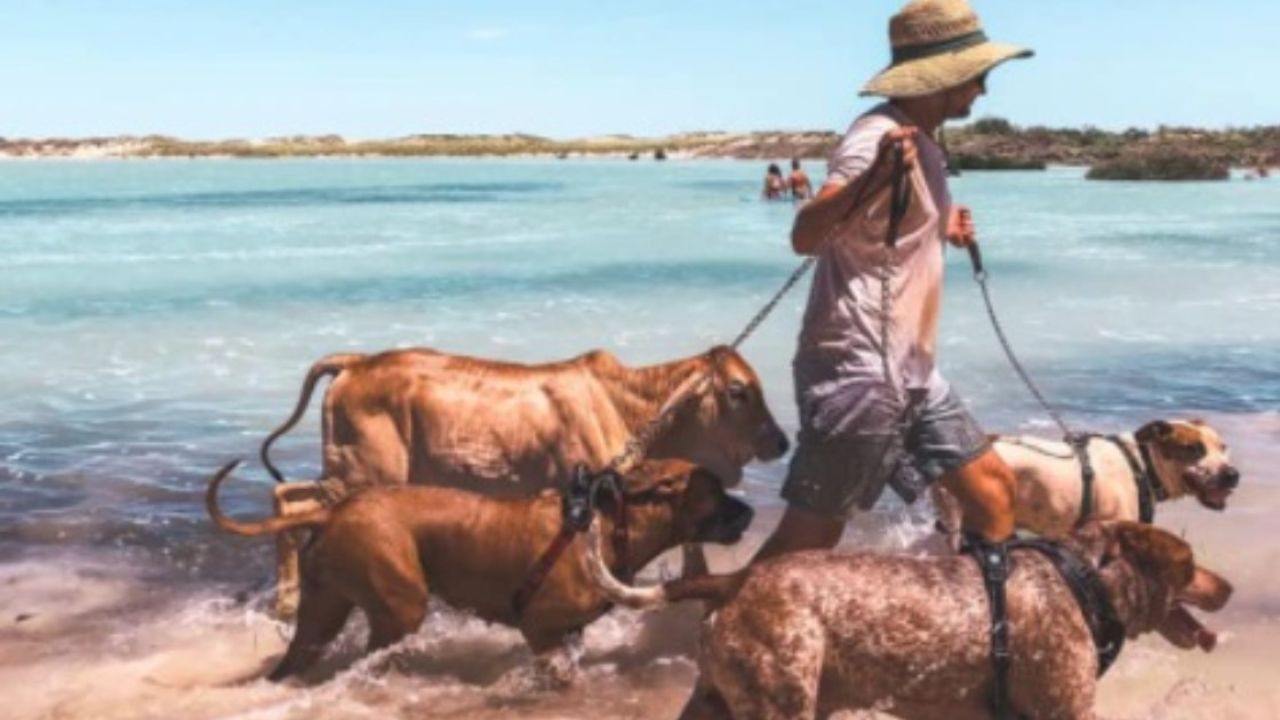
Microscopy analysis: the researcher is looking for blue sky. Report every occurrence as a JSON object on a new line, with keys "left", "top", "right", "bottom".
{"left": 2, "top": 1, "right": 1276, "bottom": 139}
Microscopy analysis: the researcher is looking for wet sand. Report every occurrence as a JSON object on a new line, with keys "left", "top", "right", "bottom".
{"left": 1, "top": 411, "right": 1277, "bottom": 719}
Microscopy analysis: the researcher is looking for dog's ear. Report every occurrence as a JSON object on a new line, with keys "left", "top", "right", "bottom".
{"left": 1136, "top": 420, "right": 1174, "bottom": 444}
{"left": 1152, "top": 422, "right": 1210, "bottom": 462}
{"left": 623, "top": 460, "right": 692, "bottom": 495}
{"left": 1113, "top": 523, "right": 1196, "bottom": 589}
{"left": 1072, "top": 520, "right": 1114, "bottom": 566}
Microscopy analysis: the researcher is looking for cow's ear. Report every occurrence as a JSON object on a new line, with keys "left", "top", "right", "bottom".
{"left": 1136, "top": 420, "right": 1173, "bottom": 444}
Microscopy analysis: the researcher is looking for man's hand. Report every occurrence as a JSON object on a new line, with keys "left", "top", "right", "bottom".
{"left": 946, "top": 205, "right": 976, "bottom": 248}
{"left": 791, "top": 125, "right": 921, "bottom": 256}
{"left": 877, "top": 126, "right": 919, "bottom": 170}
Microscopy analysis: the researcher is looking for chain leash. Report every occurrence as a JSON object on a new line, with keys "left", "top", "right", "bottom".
{"left": 966, "top": 245, "right": 1075, "bottom": 440}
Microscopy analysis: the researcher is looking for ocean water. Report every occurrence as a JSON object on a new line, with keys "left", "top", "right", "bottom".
{"left": 1, "top": 159, "right": 1278, "bottom": 719}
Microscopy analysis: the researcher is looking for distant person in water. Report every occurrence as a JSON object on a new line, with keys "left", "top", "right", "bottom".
{"left": 762, "top": 163, "right": 787, "bottom": 200}
{"left": 788, "top": 158, "right": 814, "bottom": 200}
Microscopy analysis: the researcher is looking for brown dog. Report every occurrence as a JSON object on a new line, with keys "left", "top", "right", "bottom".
{"left": 587, "top": 521, "right": 1231, "bottom": 720}
{"left": 934, "top": 418, "right": 1240, "bottom": 543}
{"left": 206, "top": 458, "right": 753, "bottom": 683}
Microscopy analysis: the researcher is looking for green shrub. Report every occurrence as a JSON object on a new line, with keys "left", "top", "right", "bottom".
{"left": 1086, "top": 150, "right": 1229, "bottom": 181}
{"left": 950, "top": 153, "right": 1046, "bottom": 170}
{"left": 969, "top": 117, "right": 1015, "bottom": 135}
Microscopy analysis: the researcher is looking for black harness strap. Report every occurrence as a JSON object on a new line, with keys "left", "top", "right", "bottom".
{"left": 968, "top": 536, "right": 1126, "bottom": 720}
{"left": 511, "top": 466, "right": 630, "bottom": 618}
{"left": 1069, "top": 434, "right": 1096, "bottom": 527}
{"left": 1010, "top": 538, "right": 1126, "bottom": 675}
{"left": 511, "top": 525, "right": 578, "bottom": 617}
{"left": 611, "top": 490, "right": 631, "bottom": 581}
{"left": 1071, "top": 433, "right": 1162, "bottom": 526}
{"left": 969, "top": 538, "right": 1013, "bottom": 719}
{"left": 1137, "top": 439, "right": 1169, "bottom": 502}
{"left": 1102, "top": 435, "right": 1159, "bottom": 524}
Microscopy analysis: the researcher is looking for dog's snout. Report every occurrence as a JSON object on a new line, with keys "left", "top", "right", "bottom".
{"left": 730, "top": 497, "right": 754, "bottom": 525}
{"left": 1220, "top": 466, "right": 1240, "bottom": 489}
{"left": 707, "top": 496, "right": 755, "bottom": 541}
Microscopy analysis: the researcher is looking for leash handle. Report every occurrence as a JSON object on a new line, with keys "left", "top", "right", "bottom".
{"left": 886, "top": 140, "right": 911, "bottom": 249}
{"left": 967, "top": 241, "right": 986, "bottom": 280}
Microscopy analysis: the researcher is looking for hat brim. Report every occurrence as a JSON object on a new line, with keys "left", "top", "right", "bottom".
{"left": 861, "top": 42, "right": 1033, "bottom": 98}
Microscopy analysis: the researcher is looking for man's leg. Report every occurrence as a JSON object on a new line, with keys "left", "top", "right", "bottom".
{"left": 937, "top": 446, "right": 1016, "bottom": 542}
{"left": 752, "top": 505, "right": 845, "bottom": 563}
{"left": 907, "top": 381, "right": 1016, "bottom": 544}
{"left": 763, "top": 424, "right": 893, "bottom": 564}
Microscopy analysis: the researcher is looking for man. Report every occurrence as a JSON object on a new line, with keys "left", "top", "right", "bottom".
{"left": 755, "top": 0, "right": 1032, "bottom": 560}
{"left": 788, "top": 158, "right": 814, "bottom": 200}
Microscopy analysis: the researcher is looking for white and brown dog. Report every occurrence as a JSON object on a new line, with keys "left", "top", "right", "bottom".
{"left": 935, "top": 419, "right": 1240, "bottom": 542}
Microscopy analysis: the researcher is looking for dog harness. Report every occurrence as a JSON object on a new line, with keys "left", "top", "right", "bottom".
{"left": 1069, "top": 434, "right": 1098, "bottom": 526}
{"left": 968, "top": 536, "right": 1126, "bottom": 720}
{"left": 511, "top": 465, "right": 632, "bottom": 619}
{"left": 1070, "top": 434, "right": 1164, "bottom": 526}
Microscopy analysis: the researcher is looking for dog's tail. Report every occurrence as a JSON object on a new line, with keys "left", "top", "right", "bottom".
{"left": 584, "top": 518, "right": 747, "bottom": 610}
{"left": 261, "top": 353, "right": 365, "bottom": 483}
{"left": 206, "top": 459, "right": 331, "bottom": 536}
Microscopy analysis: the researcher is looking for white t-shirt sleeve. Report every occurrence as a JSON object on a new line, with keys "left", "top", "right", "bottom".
{"left": 825, "top": 114, "right": 897, "bottom": 187}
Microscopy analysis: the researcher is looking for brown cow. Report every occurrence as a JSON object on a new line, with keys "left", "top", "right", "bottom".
{"left": 259, "top": 344, "right": 788, "bottom": 615}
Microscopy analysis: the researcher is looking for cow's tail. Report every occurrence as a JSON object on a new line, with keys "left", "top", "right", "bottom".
{"left": 206, "top": 459, "right": 331, "bottom": 537}
{"left": 261, "top": 353, "right": 365, "bottom": 483}
{"left": 583, "top": 518, "right": 747, "bottom": 610}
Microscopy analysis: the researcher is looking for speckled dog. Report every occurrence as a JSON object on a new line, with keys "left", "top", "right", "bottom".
{"left": 587, "top": 521, "right": 1231, "bottom": 720}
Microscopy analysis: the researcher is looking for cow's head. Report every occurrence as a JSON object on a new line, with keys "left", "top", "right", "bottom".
{"left": 656, "top": 346, "right": 788, "bottom": 487}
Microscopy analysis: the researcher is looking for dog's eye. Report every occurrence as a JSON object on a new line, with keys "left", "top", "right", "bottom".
{"left": 1174, "top": 442, "right": 1207, "bottom": 461}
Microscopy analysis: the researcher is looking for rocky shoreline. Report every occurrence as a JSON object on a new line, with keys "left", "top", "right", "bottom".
{"left": 3, "top": 120, "right": 1276, "bottom": 178}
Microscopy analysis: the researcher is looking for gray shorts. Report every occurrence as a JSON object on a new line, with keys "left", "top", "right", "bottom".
{"left": 781, "top": 384, "right": 989, "bottom": 517}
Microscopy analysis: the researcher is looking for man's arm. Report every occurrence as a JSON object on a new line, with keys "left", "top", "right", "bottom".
{"left": 790, "top": 127, "right": 919, "bottom": 256}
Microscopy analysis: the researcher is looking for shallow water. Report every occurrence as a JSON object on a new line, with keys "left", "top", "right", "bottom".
{"left": 1, "top": 159, "right": 1278, "bottom": 718}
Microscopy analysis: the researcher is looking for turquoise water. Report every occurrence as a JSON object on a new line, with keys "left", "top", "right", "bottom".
{"left": 1, "top": 159, "right": 1278, "bottom": 571}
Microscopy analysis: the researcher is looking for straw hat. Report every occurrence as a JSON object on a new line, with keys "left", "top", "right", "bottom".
{"left": 861, "top": 0, "right": 1032, "bottom": 98}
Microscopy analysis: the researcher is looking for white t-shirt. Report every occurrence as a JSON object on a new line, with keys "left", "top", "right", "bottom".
{"left": 792, "top": 103, "right": 953, "bottom": 437}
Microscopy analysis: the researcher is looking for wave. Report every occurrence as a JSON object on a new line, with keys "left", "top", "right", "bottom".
{"left": 0, "top": 181, "right": 566, "bottom": 218}
{"left": 959, "top": 346, "right": 1280, "bottom": 429}
{"left": 0, "top": 233, "right": 555, "bottom": 268}
{"left": 0, "top": 259, "right": 796, "bottom": 320}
